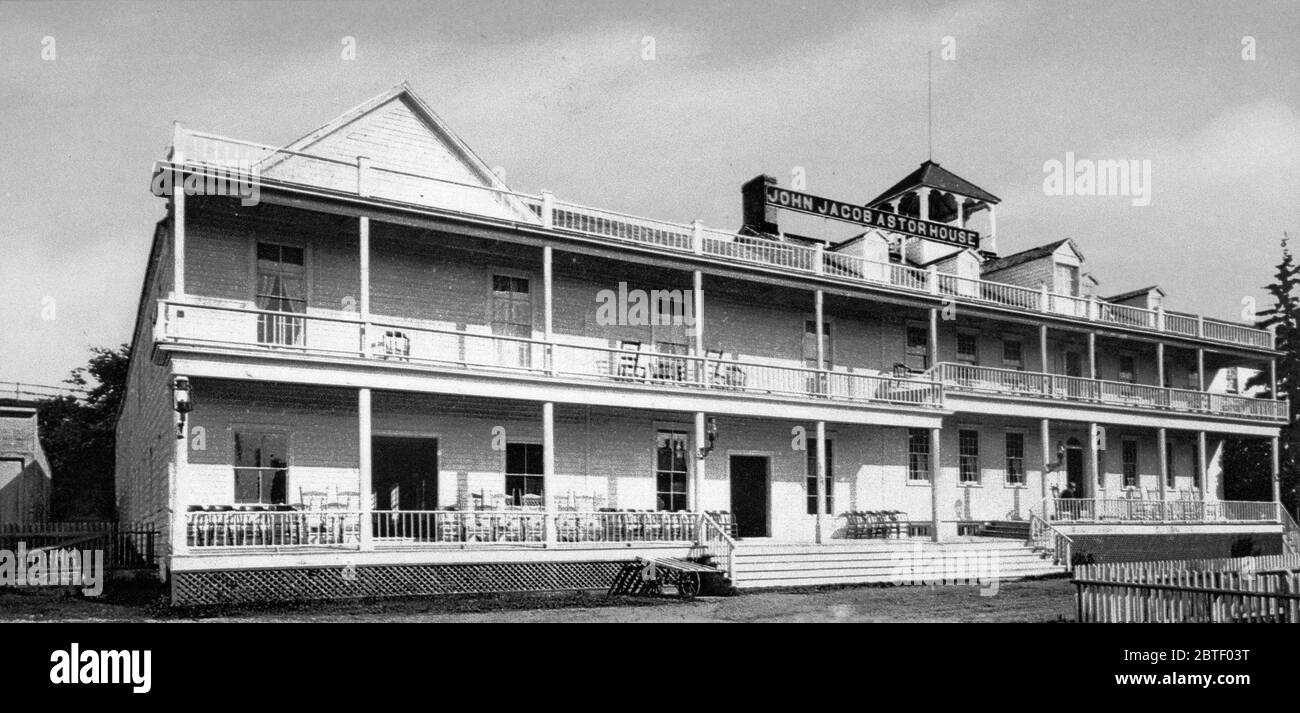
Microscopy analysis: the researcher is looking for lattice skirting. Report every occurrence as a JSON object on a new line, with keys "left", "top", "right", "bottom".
{"left": 171, "top": 560, "right": 630, "bottom": 606}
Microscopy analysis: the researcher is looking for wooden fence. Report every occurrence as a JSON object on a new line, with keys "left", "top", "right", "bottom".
{"left": 1074, "top": 555, "right": 1300, "bottom": 622}
{"left": 0, "top": 521, "right": 158, "bottom": 571}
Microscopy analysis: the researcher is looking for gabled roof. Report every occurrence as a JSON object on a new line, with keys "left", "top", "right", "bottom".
{"left": 867, "top": 160, "right": 1001, "bottom": 206}
{"left": 1105, "top": 285, "right": 1165, "bottom": 303}
{"left": 280, "top": 81, "right": 511, "bottom": 194}
{"left": 980, "top": 238, "right": 1083, "bottom": 274}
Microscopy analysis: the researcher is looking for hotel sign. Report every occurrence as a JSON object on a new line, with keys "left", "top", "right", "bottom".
{"left": 763, "top": 186, "right": 980, "bottom": 250}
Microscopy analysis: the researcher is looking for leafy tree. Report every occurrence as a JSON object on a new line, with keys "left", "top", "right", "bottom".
{"left": 37, "top": 345, "right": 129, "bottom": 520}
{"left": 1225, "top": 235, "right": 1300, "bottom": 518}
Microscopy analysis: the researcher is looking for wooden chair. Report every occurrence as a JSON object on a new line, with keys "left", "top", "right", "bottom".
{"left": 616, "top": 341, "right": 646, "bottom": 380}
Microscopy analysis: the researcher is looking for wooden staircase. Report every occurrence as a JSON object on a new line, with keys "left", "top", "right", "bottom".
{"left": 975, "top": 521, "right": 1032, "bottom": 540}
{"left": 727, "top": 537, "right": 1066, "bottom": 589}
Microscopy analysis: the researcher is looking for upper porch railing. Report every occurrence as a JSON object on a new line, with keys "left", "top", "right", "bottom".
{"left": 167, "top": 129, "right": 1275, "bottom": 351}
{"left": 156, "top": 299, "right": 943, "bottom": 409}
{"left": 933, "top": 362, "right": 1288, "bottom": 422}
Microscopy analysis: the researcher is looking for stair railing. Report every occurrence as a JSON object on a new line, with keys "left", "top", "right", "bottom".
{"left": 1281, "top": 504, "right": 1300, "bottom": 555}
{"left": 695, "top": 512, "right": 738, "bottom": 584}
{"left": 1028, "top": 512, "right": 1073, "bottom": 568}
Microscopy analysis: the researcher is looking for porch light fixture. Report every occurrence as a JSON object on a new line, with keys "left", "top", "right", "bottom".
{"left": 173, "top": 376, "right": 193, "bottom": 439}
{"left": 697, "top": 417, "right": 718, "bottom": 459}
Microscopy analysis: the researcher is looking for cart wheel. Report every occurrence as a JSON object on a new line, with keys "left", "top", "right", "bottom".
{"left": 643, "top": 580, "right": 663, "bottom": 597}
{"left": 677, "top": 572, "right": 701, "bottom": 599}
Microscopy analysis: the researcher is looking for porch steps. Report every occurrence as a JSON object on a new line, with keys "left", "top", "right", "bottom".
{"left": 729, "top": 538, "right": 1065, "bottom": 590}
{"left": 977, "top": 521, "right": 1032, "bottom": 540}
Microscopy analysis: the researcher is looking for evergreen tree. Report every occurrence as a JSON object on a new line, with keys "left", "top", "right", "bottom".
{"left": 1230, "top": 234, "right": 1300, "bottom": 518}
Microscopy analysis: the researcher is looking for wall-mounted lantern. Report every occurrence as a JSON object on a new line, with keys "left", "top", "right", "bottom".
{"left": 173, "top": 376, "right": 193, "bottom": 439}
{"left": 697, "top": 417, "right": 718, "bottom": 459}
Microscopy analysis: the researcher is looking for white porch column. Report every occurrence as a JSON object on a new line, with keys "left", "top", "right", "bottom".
{"left": 1157, "top": 427, "right": 1168, "bottom": 504}
{"left": 1272, "top": 436, "right": 1282, "bottom": 504}
{"left": 692, "top": 270, "right": 705, "bottom": 356}
{"left": 693, "top": 411, "right": 706, "bottom": 512}
{"left": 919, "top": 187, "right": 932, "bottom": 221}
{"left": 1156, "top": 342, "right": 1165, "bottom": 387}
{"left": 928, "top": 308, "right": 939, "bottom": 371}
{"left": 1270, "top": 358, "right": 1278, "bottom": 397}
{"left": 543, "top": 245, "right": 554, "bottom": 374}
{"left": 1196, "top": 349, "right": 1206, "bottom": 391}
{"left": 542, "top": 402, "right": 556, "bottom": 544}
{"left": 987, "top": 205, "right": 997, "bottom": 240}
{"left": 358, "top": 388, "right": 373, "bottom": 550}
{"left": 930, "top": 426, "right": 942, "bottom": 542}
{"left": 1039, "top": 324, "right": 1049, "bottom": 374}
{"left": 359, "top": 217, "right": 371, "bottom": 357}
{"left": 1039, "top": 418, "right": 1051, "bottom": 503}
{"left": 172, "top": 123, "right": 186, "bottom": 298}
{"left": 815, "top": 289, "right": 825, "bottom": 386}
{"left": 815, "top": 420, "right": 827, "bottom": 544}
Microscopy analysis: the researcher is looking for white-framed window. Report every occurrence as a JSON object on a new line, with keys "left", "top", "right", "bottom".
{"left": 805, "top": 439, "right": 833, "bottom": 515}
{"left": 1224, "top": 367, "right": 1239, "bottom": 394}
{"left": 1002, "top": 337, "right": 1023, "bottom": 369}
{"left": 958, "top": 429, "right": 980, "bottom": 483}
{"left": 906, "top": 324, "right": 930, "bottom": 371}
{"left": 255, "top": 242, "right": 306, "bottom": 346}
{"left": 491, "top": 274, "right": 532, "bottom": 367}
{"left": 233, "top": 431, "right": 289, "bottom": 504}
{"left": 907, "top": 428, "right": 930, "bottom": 481}
{"left": 1122, "top": 438, "right": 1139, "bottom": 488}
{"left": 655, "top": 430, "right": 689, "bottom": 511}
{"left": 1118, "top": 355, "right": 1136, "bottom": 383}
{"left": 1054, "top": 263, "right": 1080, "bottom": 296}
{"left": 1005, "top": 431, "right": 1025, "bottom": 485}
{"left": 956, "top": 331, "right": 979, "bottom": 365}
{"left": 504, "top": 442, "right": 544, "bottom": 506}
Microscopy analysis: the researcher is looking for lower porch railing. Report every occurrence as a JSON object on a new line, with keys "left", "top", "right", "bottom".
{"left": 183, "top": 510, "right": 701, "bottom": 549}
{"left": 1040, "top": 498, "right": 1279, "bottom": 524}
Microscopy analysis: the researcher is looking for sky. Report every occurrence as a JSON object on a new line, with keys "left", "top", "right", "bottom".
{"left": 1, "top": 0, "right": 1298, "bottom": 387}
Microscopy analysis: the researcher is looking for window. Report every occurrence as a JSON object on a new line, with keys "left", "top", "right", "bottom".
{"left": 1224, "top": 367, "right": 1239, "bottom": 394}
{"left": 655, "top": 430, "right": 689, "bottom": 511}
{"left": 1118, "top": 355, "right": 1136, "bottom": 383}
{"left": 1054, "top": 263, "right": 1080, "bottom": 296}
{"left": 1192, "top": 443, "right": 1201, "bottom": 489}
{"left": 1005, "top": 432, "right": 1025, "bottom": 485}
{"left": 956, "top": 332, "right": 979, "bottom": 365}
{"left": 906, "top": 325, "right": 930, "bottom": 371}
{"left": 802, "top": 320, "right": 832, "bottom": 369}
{"left": 958, "top": 429, "right": 980, "bottom": 483}
{"left": 907, "top": 428, "right": 931, "bottom": 481}
{"left": 805, "top": 439, "right": 834, "bottom": 515}
{"left": 255, "top": 242, "right": 305, "bottom": 346}
{"left": 1122, "top": 439, "right": 1138, "bottom": 488}
{"left": 491, "top": 274, "right": 532, "bottom": 367}
{"left": 1165, "top": 439, "right": 1175, "bottom": 487}
{"left": 1002, "top": 338, "right": 1023, "bottom": 369}
{"left": 233, "top": 431, "right": 288, "bottom": 504}
{"left": 504, "top": 442, "right": 544, "bottom": 505}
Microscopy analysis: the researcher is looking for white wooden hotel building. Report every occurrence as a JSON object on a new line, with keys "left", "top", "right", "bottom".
{"left": 114, "top": 84, "right": 1293, "bottom": 604}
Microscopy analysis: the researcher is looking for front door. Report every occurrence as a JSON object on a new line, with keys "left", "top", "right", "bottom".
{"left": 1065, "top": 446, "right": 1084, "bottom": 496}
{"left": 729, "top": 455, "right": 769, "bottom": 538}
{"left": 371, "top": 436, "right": 439, "bottom": 511}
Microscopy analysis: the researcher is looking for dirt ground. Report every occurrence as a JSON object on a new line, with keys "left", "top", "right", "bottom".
{"left": 0, "top": 576, "right": 1075, "bottom": 623}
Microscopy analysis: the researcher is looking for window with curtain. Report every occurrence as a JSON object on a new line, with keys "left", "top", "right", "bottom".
{"left": 655, "top": 431, "right": 689, "bottom": 511}
{"left": 1005, "top": 432, "right": 1025, "bottom": 485}
{"left": 908, "top": 428, "right": 930, "bottom": 481}
{"left": 256, "top": 243, "right": 305, "bottom": 346}
{"left": 959, "top": 429, "right": 980, "bottom": 483}
{"left": 491, "top": 275, "right": 532, "bottom": 367}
